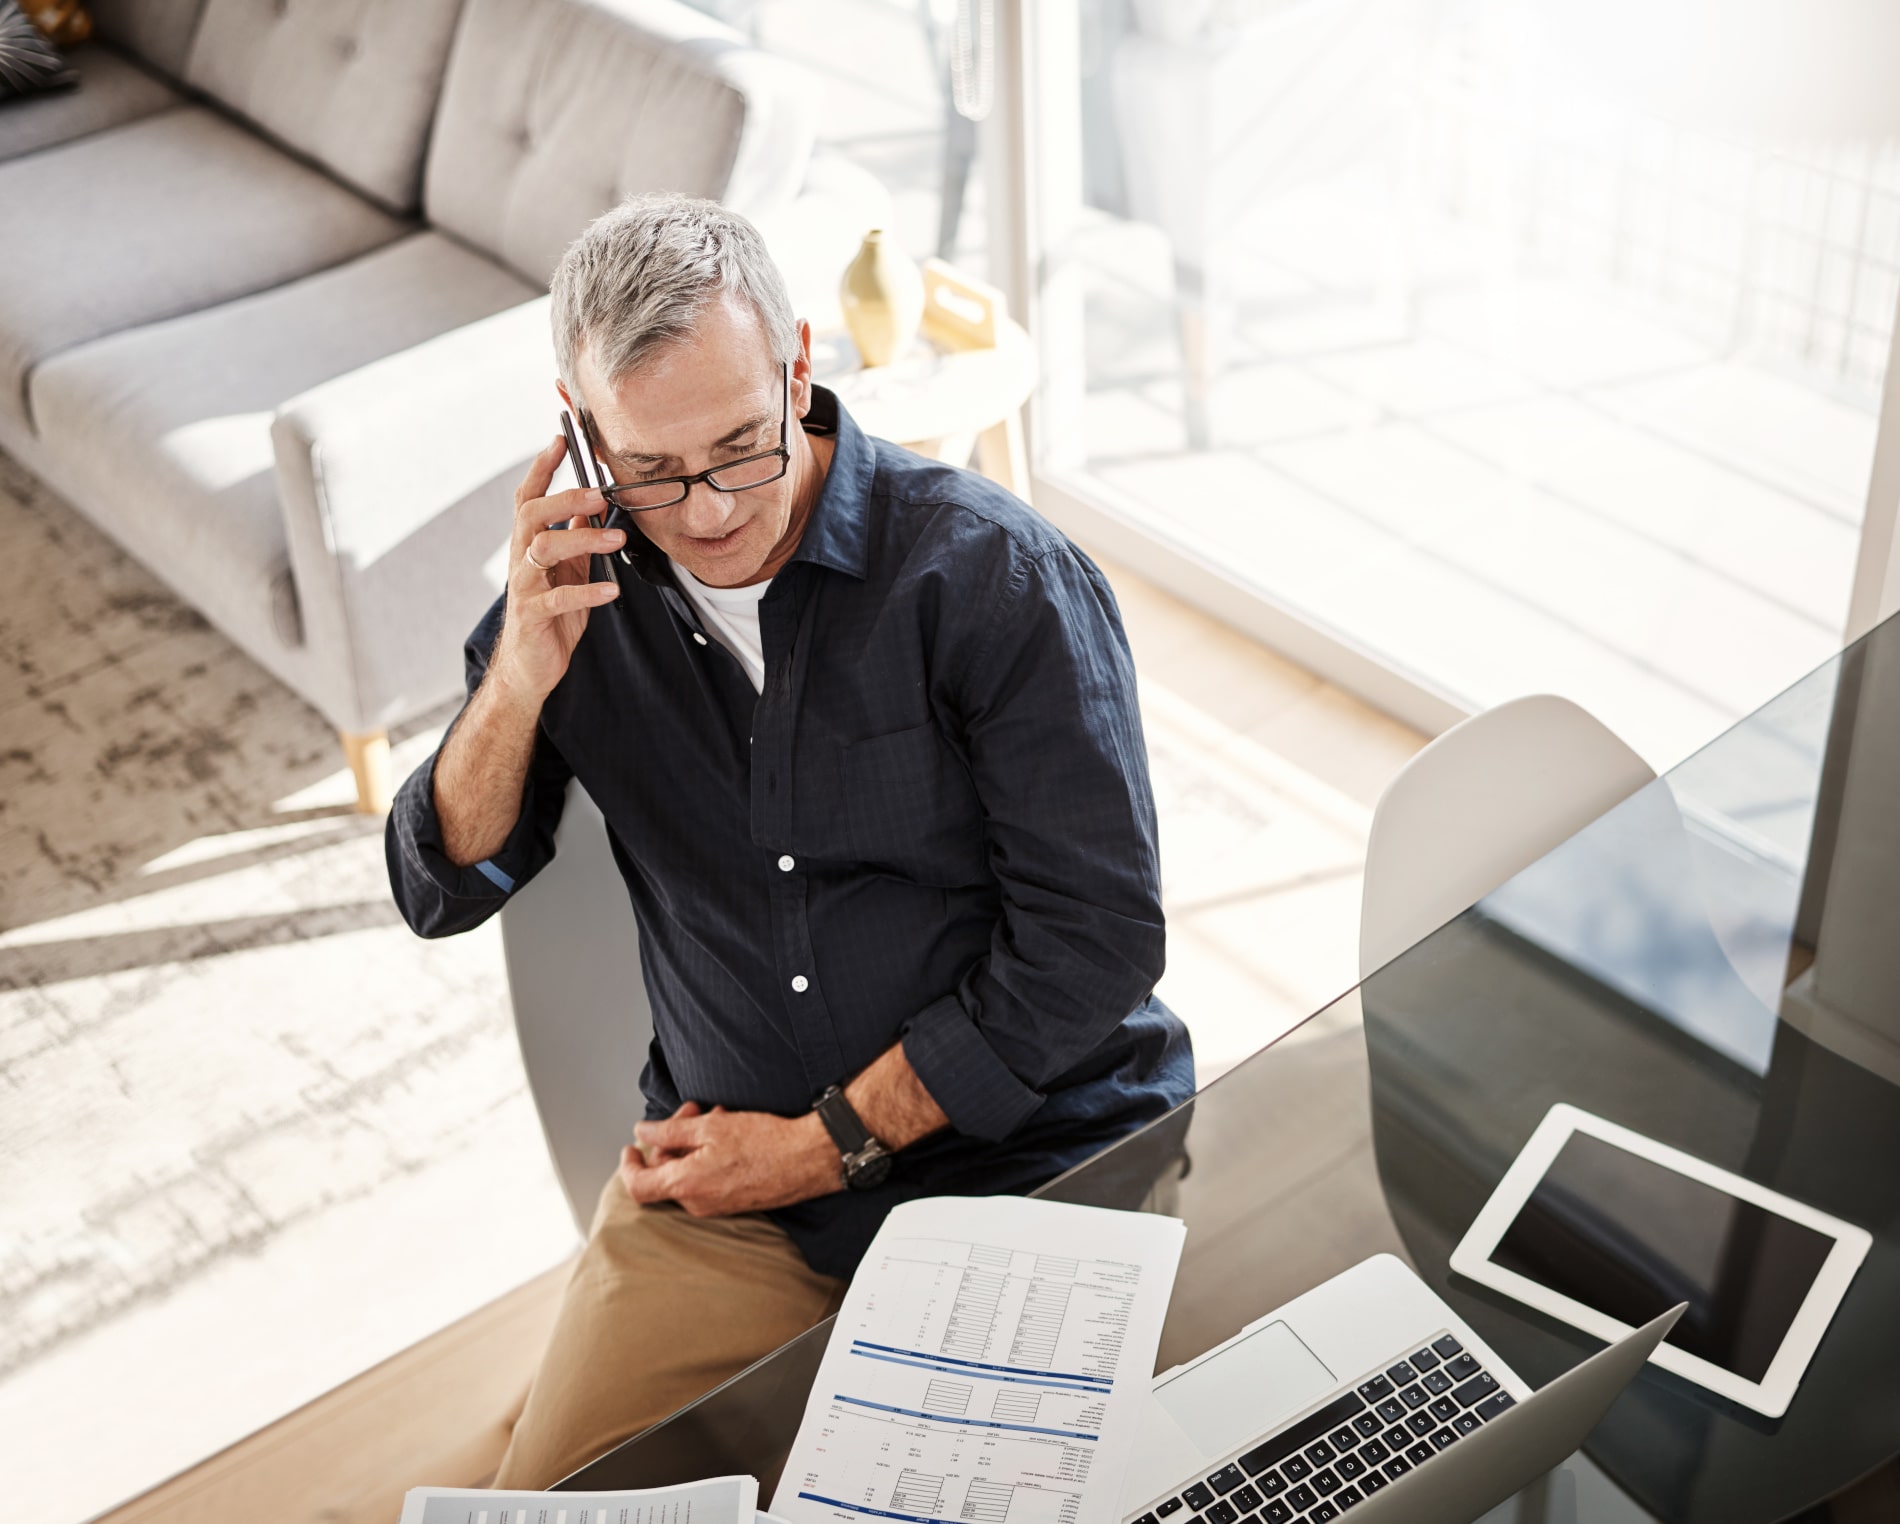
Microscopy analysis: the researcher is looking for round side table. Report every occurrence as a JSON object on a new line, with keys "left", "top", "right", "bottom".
{"left": 812, "top": 262, "right": 1037, "bottom": 498}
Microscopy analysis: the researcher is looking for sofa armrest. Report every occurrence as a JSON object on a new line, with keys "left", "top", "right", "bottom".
{"left": 271, "top": 297, "right": 556, "bottom": 735}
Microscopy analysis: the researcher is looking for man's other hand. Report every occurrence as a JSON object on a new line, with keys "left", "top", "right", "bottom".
{"left": 619, "top": 1102, "right": 841, "bottom": 1216}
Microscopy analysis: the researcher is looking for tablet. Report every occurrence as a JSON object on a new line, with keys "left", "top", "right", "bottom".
{"left": 1449, "top": 1103, "right": 1871, "bottom": 1418}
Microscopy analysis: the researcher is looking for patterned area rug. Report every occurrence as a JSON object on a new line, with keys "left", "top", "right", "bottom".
{"left": 0, "top": 452, "right": 577, "bottom": 1524}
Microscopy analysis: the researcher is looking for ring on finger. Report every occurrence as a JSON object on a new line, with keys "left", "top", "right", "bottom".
{"left": 523, "top": 546, "right": 554, "bottom": 572}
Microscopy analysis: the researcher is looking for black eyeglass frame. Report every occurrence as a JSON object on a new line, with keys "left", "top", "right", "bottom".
{"left": 578, "top": 361, "right": 791, "bottom": 514}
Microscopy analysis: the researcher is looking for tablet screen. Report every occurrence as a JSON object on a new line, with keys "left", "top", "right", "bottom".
{"left": 1490, "top": 1131, "right": 1835, "bottom": 1383}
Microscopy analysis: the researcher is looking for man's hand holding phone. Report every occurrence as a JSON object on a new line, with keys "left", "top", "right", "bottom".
{"left": 489, "top": 433, "right": 625, "bottom": 708}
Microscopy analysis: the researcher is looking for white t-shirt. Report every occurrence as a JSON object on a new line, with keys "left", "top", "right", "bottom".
{"left": 670, "top": 559, "right": 770, "bottom": 693}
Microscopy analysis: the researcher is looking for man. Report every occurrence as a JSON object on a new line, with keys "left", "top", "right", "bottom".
{"left": 386, "top": 194, "right": 1191, "bottom": 1487}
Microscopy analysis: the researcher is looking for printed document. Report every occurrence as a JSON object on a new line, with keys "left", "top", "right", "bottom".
{"left": 398, "top": 1472, "right": 757, "bottom": 1524}
{"left": 772, "top": 1196, "right": 1185, "bottom": 1524}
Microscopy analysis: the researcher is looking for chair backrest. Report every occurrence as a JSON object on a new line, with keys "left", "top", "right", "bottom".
{"left": 500, "top": 779, "right": 654, "bottom": 1235}
{"left": 1359, "top": 694, "right": 1655, "bottom": 978}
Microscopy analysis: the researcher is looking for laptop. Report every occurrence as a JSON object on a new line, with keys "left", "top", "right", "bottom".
{"left": 1120, "top": 1255, "right": 1681, "bottom": 1524}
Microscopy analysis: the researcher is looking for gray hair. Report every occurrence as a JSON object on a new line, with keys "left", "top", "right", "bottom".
{"left": 550, "top": 193, "right": 800, "bottom": 402}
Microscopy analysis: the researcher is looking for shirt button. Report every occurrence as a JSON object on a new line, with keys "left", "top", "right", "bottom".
{"left": 791, "top": 975, "right": 810, "bottom": 993}
{"left": 778, "top": 854, "right": 795, "bottom": 872}
{"left": 691, "top": 632, "right": 708, "bottom": 646}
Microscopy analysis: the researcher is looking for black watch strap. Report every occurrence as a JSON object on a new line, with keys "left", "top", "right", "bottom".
{"left": 813, "top": 1085, "right": 893, "bottom": 1190}
{"left": 813, "top": 1084, "right": 874, "bottom": 1154}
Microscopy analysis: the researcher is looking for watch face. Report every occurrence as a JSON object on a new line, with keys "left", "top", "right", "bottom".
{"left": 845, "top": 1148, "right": 893, "bottom": 1190}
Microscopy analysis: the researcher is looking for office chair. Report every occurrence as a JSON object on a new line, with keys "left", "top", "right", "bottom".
{"left": 499, "top": 780, "right": 656, "bottom": 1236}
{"left": 1358, "top": 694, "right": 1654, "bottom": 978}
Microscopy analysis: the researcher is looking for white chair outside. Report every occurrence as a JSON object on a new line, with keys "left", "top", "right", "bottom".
{"left": 1358, "top": 693, "right": 1655, "bottom": 979}
{"left": 500, "top": 780, "right": 655, "bottom": 1236}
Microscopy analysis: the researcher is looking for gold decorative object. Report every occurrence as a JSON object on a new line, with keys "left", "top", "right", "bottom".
{"left": 839, "top": 229, "right": 925, "bottom": 368}
{"left": 20, "top": 1, "right": 91, "bottom": 46}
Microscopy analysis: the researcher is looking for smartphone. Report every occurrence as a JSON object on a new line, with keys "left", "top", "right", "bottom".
{"left": 559, "top": 408, "right": 635, "bottom": 592}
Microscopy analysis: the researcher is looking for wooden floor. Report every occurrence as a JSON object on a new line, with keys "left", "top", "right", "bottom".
{"left": 96, "top": 1264, "right": 570, "bottom": 1524}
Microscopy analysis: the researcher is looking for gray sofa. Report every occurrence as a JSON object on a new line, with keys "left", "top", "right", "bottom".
{"left": 0, "top": 0, "right": 884, "bottom": 808}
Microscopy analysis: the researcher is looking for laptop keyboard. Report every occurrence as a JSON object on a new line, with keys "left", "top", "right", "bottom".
{"left": 1129, "top": 1333, "right": 1518, "bottom": 1524}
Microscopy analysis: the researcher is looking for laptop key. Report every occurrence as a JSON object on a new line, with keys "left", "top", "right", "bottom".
{"left": 1476, "top": 1391, "right": 1518, "bottom": 1422}
{"left": 1382, "top": 1427, "right": 1411, "bottom": 1451}
{"left": 1429, "top": 1397, "right": 1459, "bottom": 1422}
{"left": 1311, "top": 1468, "right": 1341, "bottom": 1496}
{"left": 1381, "top": 1457, "right": 1411, "bottom": 1481}
{"left": 1430, "top": 1428, "right": 1458, "bottom": 1451}
{"left": 1351, "top": 1413, "right": 1381, "bottom": 1438}
{"left": 1281, "top": 1457, "right": 1310, "bottom": 1483}
{"left": 1308, "top": 1505, "right": 1339, "bottom": 1524}
{"left": 1432, "top": 1335, "right": 1463, "bottom": 1359}
{"left": 1453, "top": 1412, "right": 1482, "bottom": 1436}
{"left": 1359, "top": 1439, "right": 1389, "bottom": 1465}
{"left": 1360, "top": 1471, "right": 1388, "bottom": 1495}
{"left": 1444, "top": 1353, "right": 1480, "bottom": 1382}
{"left": 1453, "top": 1372, "right": 1500, "bottom": 1408}
{"left": 1261, "top": 1506, "right": 1292, "bottom": 1524}
{"left": 1422, "top": 1370, "right": 1452, "bottom": 1395}
{"left": 1183, "top": 1485, "right": 1215, "bottom": 1512}
{"left": 1405, "top": 1411, "right": 1435, "bottom": 1437}
{"left": 1399, "top": 1384, "right": 1429, "bottom": 1410}
{"left": 1204, "top": 1501, "right": 1238, "bottom": 1524}
{"left": 1133, "top": 1515, "right": 1157, "bottom": 1524}
{"left": 1336, "top": 1485, "right": 1364, "bottom": 1510}
{"left": 1231, "top": 1485, "right": 1261, "bottom": 1514}
{"left": 1385, "top": 1360, "right": 1417, "bottom": 1386}
{"left": 1336, "top": 1453, "right": 1365, "bottom": 1481}
{"left": 1410, "top": 1346, "right": 1441, "bottom": 1372}
{"left": 1287, "top": 1484, "right": 1316, "bottom": 1511}
{"left": 1156, "top": 1501, "right": 1185, "bottom": 1518}
{"left": 1356, "top": 1374, "right": 1393, "bottom": 1402}
{"left": 1404, "top": 1441, "right": 1434, "bottom": 1465}
{"left": 1208, "top": 1467, "right": 1247, "bottom": 1496}
{"left": 1329, "top": 1426, "right": 1359, "bottom": 1452}
{"left": 1376, "top": 1398, "right": 1405, "bottom": 1424}
{"left": 1304, "top": 1440, "right": 1335, "bottom": 1467}
{"left": 1257, "top": 1472, "right": 1287, "bottom": 1498}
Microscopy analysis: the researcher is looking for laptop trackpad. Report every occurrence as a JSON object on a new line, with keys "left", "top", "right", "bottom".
{"left": 1155, "top": 1323, "right": 1338, "bottom": 1462}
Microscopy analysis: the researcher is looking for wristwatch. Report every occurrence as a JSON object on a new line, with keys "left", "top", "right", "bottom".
{"left": 812, "top": 1085, "right": 894, "bottom": 1190}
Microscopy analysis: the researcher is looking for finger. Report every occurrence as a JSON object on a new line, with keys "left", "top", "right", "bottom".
{"left": 512, "top": 482, "right": 607, "bottom": 558}
{"left": 626, "top": 1158, "right": 684, "bottom": 1205}
{"left": 520, "top": 580, "right": 620, "bottom": 621}
{"left": 635, "top": 1112, "right": 708, "bottom": 1152}
{"left": 513, "top": 435, "right": 568, "bottom": 514}
{"left": 525, "top": 525, "right": 625, "bottom": 569}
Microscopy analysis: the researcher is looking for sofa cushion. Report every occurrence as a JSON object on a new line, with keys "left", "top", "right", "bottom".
{"left": 0, "top": 43, "right": 180, "bottom": 162}
{"left": 89, "top": 0, "right": 208, "bottom": 79}
{"left": 184, "top": 0, "right": 465, "bottom": 213}
{"left": 0, "top": 105, "right": 407, "bottom": 430}
{"left": 424, "top": 0, "right": 814, "bottom": 286}
{"left": 27, "top": 231, "right": 538, "bottom": 718}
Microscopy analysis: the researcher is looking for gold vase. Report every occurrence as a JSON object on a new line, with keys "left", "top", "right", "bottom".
{"left": 839, "top": 229, "right": 925, "bottom": 368}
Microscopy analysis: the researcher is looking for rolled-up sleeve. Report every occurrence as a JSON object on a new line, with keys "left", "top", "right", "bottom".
{"left": 900, "top": 545, "right": 1166, "bottom": 1140}
{"left": 384, "top": 597, "right": 574, "bottom": 938}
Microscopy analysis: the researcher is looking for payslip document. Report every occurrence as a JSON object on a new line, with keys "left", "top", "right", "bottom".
{"left": 773, "top": 1196, "right": 1184, "bottom": 1524}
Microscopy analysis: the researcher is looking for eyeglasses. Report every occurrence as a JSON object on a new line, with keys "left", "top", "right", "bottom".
{"left": 581, "top": 362, "right": 790, "bottom": 513}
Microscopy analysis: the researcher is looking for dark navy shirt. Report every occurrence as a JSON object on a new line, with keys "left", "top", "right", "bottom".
{"left": 386, "top": 386, "right": 1192, "bottom": 1278}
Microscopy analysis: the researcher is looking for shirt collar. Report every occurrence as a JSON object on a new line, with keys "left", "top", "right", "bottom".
{"left": 787, "top": 384, "right": 872, "bottom": 582}
{"left": 621, "top": 383, "right": 870, "bottom": 587}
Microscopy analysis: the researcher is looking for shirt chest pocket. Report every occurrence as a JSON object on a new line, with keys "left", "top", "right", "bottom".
{"left": 841, "top": 722, "right": 987, "bottom": 886}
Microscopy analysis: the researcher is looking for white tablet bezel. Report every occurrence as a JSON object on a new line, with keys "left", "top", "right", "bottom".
{"left": 1448, "top": 1103, "right": 1871, "bottom": 1418}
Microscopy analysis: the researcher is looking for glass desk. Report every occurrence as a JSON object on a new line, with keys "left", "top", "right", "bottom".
{"left": 565, "top": 611, "right": 1900, "bottom": 1523}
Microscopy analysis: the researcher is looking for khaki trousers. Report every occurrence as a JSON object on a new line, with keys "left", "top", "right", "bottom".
{"left": 494, "top": 1174, "right": 848, "bottom": 1489}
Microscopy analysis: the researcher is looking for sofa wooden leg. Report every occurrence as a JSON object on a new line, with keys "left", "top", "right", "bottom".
{"left": 340, "top": 728, "right": 393, "bottom": 815}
